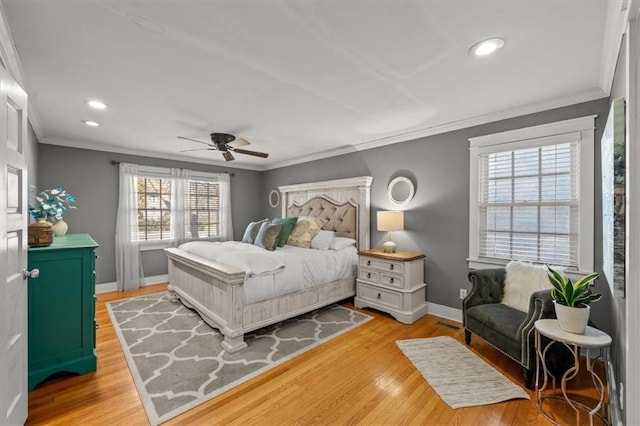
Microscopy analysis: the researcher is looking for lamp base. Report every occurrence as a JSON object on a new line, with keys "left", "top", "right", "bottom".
{"left": 382, "top": 240, "right": 397, "bottom": 253}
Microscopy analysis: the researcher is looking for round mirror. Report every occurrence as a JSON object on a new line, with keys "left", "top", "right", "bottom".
{"left": 268, "top": 189, "right": 280, "bottom": 208}
{"left": 388, "top": 176, "right": 415, "bottom": 205}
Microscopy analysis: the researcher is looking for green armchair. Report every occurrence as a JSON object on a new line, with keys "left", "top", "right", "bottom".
{"left": 463, "top": 267, "right": 560, "bottom": 389}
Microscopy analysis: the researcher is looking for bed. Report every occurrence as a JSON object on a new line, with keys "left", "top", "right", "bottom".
{"left": 164, "top": 176, "right": 373, "bottom": 352}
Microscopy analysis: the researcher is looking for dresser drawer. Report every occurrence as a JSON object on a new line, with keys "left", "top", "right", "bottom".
{"left": 359, "top": 257, "right": 404, "bottom": 274}
{"left": 379, "top": 273, "right": 403, "bottom": 289}
{"left": 357, "top": 282, "right": 402, "bottom": 310}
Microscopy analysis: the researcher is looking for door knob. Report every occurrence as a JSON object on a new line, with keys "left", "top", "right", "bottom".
{"left": 23, "top": 269, "right": 40, "bottom": 279}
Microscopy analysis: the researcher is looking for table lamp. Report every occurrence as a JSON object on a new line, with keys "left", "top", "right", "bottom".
{"left": 377, "top": 210, "right": 404, "bottom": 253}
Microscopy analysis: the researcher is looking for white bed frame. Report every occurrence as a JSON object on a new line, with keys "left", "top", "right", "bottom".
{"left": 165, "top": 176, "right": 372, "bottom": 352}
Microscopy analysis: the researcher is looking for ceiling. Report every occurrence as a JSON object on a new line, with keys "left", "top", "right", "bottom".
{"left": 2, "top": 1, "right": 611, "bottom": 170}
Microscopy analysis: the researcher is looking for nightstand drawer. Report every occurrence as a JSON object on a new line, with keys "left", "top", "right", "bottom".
{"left": 379, "top": 273, "right": 403, "bottom": 289}
{"left": 359, "top": 257, "right": 404, "bottom": 274}
{"left": 359, "top": 269, "right": 379, "bottom": 283}
{"left": 357, "top": 282, "right": 402, "bottom": 310}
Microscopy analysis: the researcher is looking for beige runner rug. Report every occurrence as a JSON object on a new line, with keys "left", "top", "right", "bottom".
{"left": 396, "top": 336, "right": 529, "bottom": 409}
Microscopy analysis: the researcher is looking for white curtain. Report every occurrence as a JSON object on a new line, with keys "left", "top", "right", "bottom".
{"left": 171, "top": 168, "right": 191, "bottom": 246}
{"left": 115, "top": 163, "right": 143, "bottom": 291}
{"left": 218, "top": 173, "right": 234, "bottom": 241}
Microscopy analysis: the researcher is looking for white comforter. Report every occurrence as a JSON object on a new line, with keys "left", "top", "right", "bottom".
{"left": 177, "top": 241, "right": 358, "bottom": 304}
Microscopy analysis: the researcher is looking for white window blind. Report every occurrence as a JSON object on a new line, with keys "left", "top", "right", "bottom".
{"left": 185, "top": 180, "right": 220, "bottom": 239}
{"left": 478, "top": 140, "right": 579, "bottom": 267}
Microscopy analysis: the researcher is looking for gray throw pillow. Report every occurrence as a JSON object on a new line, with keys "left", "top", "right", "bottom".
{"left": 241, "top": 218, "right": 268, "bottom": 244}
{"left": 254, "top": 223, "right": 284, "bottom": 251}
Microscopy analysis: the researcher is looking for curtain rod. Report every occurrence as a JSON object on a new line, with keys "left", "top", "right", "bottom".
{"left": 110, "top": 160, "right": 235, "bottom": 176}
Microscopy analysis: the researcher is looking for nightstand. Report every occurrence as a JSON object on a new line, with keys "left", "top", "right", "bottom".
{"left": 354, "top": 249, "right": 428, "bottom": 324}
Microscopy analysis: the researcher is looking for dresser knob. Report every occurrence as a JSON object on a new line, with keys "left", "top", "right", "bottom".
{"left": 367, "top": 272, "right": 371, "bottom": 279}
{"left": 390, "top": 264, "right": 394, "bottom": 271}
{"left": 390, "top": 277, "right": 394, "bottom": 284}
{"left": 376, "top": 293, "right": 381, "bottom": 299}
{"left": 367, "top": 260, "right": 371, "bottom": 266}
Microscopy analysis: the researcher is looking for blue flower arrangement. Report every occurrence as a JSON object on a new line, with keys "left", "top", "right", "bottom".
{"left": 29, "top": 186, "right": 77, "bottom": 221}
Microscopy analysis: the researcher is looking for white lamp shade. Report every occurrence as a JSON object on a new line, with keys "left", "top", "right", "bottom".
{"left": 377, "top": 210, "right": 404, "bottom": 232}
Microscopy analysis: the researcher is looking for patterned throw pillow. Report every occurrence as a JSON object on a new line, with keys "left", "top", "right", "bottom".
{"left": 271, "top": 217, "right": 298, "bottom": 247}
{"left": 253, "top": 223, "right": 284, "bottom": 251}
{"left": 241, "top": 218, "right": 269, "bottom": 244}
{"left": 287, "top": 218, "right": 327, "bottom": 249}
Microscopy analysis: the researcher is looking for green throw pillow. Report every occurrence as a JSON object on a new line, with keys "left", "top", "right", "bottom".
{"left": 271, "top": 216, "right": 298, "bottom": 247}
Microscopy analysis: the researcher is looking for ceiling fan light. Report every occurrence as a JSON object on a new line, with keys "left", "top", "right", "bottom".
{"left": 469, "top": 38, "right": 505, "bottom": 57}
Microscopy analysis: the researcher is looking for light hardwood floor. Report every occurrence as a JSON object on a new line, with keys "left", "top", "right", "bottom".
{"left": 26, "top": 284, "right": 608, "bottom": 425}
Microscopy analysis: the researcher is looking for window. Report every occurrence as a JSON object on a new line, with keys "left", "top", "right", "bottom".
{"left": 186, "top": 180, "right": 220, "bottom": 239}
{"left": 137, "top": 176, "right": 172, "bottom": 241}
{"left": 469, "top": 116, "right": 595, "bottom": 273}
{"left": 132, "top": 167, "right": 230, "bottom": 245}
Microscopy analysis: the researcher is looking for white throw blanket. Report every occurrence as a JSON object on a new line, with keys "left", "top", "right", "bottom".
{"left": 178, "top": 241, "right": 285, "bottom": 276}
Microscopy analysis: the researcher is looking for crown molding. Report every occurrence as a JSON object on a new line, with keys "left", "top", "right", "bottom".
{"left": 263, "top": 89, "right": 607, "bottom": 171}
{"left": 0, "top": 2, "right": 43, "bottom": 140}
{"left": 39, "top": 137, "right": 264, "bottom": 171}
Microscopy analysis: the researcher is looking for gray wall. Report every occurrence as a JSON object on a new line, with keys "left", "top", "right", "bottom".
{"left": 37, "top": 145, "right": 263, "bottom": 284}
{"left": 261, "top": 98, "right": 611, "bottom": 328}
{"left": 608, "top": 35, "right": 626, "bottom": 422}
{"left": 26, "top": 122, "right": 38, "bottom": 190}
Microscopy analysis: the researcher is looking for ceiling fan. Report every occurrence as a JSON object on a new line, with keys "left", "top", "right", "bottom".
{"left": 177, "top": 133, "right": 269, "bottom": 162}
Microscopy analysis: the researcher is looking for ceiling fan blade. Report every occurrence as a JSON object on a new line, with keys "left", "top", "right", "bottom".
{"left": 179, "top": 148, "right": 215, "bottom": 152}
{"left": 227, "top": 137, "right": 250, "bottom": 148}
{"left": 222, "top": 151, "right": 235, "bottom": 161}
{"left": 177, "top": 136, "right": 211, "bottom": 146}
{"left": 231, "top": 148, "right": 269, "bottom": 158}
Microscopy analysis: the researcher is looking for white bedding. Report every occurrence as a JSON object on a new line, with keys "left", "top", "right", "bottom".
{"left": 177, "top": 241, "right": 358, "bottom": 304}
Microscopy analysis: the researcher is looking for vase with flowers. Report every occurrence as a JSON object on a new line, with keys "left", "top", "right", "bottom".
{"left": 29, "top": 186, "right": 77, "bottom": 238}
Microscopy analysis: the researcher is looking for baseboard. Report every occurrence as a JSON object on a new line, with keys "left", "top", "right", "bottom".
{"left": 95, "top": 274, "right": 168, "bottom": 294}
{"left": 426, "top": 302, "right": 462, "bottom": 323}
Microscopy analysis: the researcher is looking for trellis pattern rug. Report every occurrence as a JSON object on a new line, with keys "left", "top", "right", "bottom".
{"left": 107, "top": 292, "right": 372, "bottom": 425}
{"left": 396, "top": 336, "right": 529, "bottom": 409}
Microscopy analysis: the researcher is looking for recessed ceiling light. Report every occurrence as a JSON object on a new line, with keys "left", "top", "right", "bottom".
{"left": 82, "top": 120, "right": 101, "bottom": 127}
{"left": 469, "top": 38, "right": 505, "bottom": 57}
{"left": 86, "top": 99, "right": 109, "bottom": 110}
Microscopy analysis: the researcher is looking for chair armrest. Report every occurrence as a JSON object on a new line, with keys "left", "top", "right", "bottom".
{"left": 517, "top": 289, "right": 554, "bottom": 336}
{"left": 464, "top": 268, "right": 506, "bottom": 309}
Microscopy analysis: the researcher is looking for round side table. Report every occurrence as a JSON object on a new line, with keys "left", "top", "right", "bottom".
{"left": 534, "top": 319, "right": 612, "bottom": 426}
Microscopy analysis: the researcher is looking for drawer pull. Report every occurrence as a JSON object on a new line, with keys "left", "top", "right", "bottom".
{"left": 389, "top": 277, "right": 394, "bottom": 284}
{"left": 367, "top": 272, "right": 371, "bottom": 279}
{"left": 95, "top": 323, "right": 99, "bottom": 329}
{"left": 390, "top": 264, "right": 394, "bottom": 271}
{"left": 367, "top": 260, "right": 371, "bottom": 266}
{"left": 376, "top": 293, "right": 381, "bottom": 299}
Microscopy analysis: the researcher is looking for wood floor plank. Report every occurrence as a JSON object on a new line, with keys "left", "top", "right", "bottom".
{"left": 26, "top": 284, "right": 609, "bottom": 425}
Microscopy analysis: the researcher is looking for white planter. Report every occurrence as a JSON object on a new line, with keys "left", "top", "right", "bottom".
{"left": 554, "top": 301, "right": 590, "bottom": 334}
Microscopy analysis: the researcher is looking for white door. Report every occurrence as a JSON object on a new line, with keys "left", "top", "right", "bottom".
{"left": 0, "top": 64, "right": 29, "bottom": 425}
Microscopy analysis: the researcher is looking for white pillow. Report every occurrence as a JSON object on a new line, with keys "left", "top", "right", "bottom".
{"left": 330, "top": 236, "right": 357, "bottom": 251}
{"left": 311, "top": 230, "right": 335, "bottom": 250}
{"left": 502, "top": 260, "right": 554, "bottom": 313}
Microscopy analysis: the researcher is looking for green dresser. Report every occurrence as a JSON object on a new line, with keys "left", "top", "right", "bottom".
{"left": 27, "top": 233, "right": 99, "bottom": 390}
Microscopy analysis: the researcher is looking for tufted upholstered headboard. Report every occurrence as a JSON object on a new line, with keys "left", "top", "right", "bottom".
{"left": 287, "top": 197, "right": 357, "bottom": 240}
{"left": 279, "top": 176, "right": 373, "bottom": 250}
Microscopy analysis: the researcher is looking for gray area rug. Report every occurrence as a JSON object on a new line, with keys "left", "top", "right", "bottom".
{"left": 396, "top": 336, "right": 529, "bottom": 409}
{"left": 107, "top": 292, "right": 372, "bottom": 425}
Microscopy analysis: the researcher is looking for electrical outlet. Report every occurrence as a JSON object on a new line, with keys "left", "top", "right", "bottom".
{"left": 459, "top": 289, "right": 467, "bottom": 299}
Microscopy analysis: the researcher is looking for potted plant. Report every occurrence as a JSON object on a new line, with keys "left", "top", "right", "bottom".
{"left": 547, "top": 266, "right": 602, "bottom": 334}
